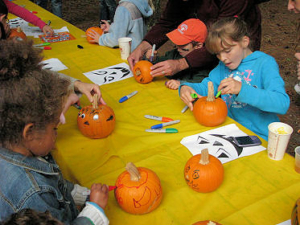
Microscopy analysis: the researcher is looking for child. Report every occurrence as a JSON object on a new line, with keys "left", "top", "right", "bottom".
{"left": 87, "top": 0, "right": 154, "bottom": 52}
{"left": 144, "top": 18, "right": 209, "bottom": 90}
{"left": 179, "top": 17, "right": 290, "bottom": 140}
{"left": 2, "top": 0, "right": 54, "bottom": 35}
{"left": 0, "top": 40, "right": 109, "bottom": 225}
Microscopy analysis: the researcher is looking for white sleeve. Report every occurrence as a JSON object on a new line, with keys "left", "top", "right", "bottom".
{"left": 78, "top": 202, "right": 109, "bottom": 225}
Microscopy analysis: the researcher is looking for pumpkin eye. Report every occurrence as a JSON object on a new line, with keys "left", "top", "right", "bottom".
{"left": 81, "top": 113, "right": 85, "bottom": 119}
{"left": 93, "top": 114, "right": 99, "bottom": 120}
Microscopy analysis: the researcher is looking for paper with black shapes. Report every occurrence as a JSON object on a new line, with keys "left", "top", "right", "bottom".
{"left": 83, "top": 63, "right": 133, "bottom": 86}
{"left": 40, "top": 58, "right": 68, "bottom": 72}
{"left": 180, "top": 123, "right": 265, "bottom": 164}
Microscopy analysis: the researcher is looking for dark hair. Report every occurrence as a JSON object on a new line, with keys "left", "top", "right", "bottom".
{"left": 1, "top": 208, "right": 64, "bottom": 225}
{"left": 205, "top": 17, "right": 252, "bottom": 54}
{"left": 0, "top": 40, "right": 70, "bottom": 148}
{"left": 0, "top": 0, "right": 8, "bottom": 15}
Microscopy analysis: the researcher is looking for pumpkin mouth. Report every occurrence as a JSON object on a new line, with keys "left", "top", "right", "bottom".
{"left": 107, "top": 115, "right": 114, "bottom": 121}
{"left": 84, "top": 121, "right": 90, "bottom": 125}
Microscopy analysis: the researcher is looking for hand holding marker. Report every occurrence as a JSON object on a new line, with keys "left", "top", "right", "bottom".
{"left": 181, "top": 93, "right": 198, "bottom": 113}
{"left": 149, "top": 44, "right": 156, "bottom": 62}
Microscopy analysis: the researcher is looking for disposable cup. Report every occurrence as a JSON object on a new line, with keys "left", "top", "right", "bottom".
{"left": 118, "top": 37, "right": 132, "bottom": 60}
{"left": 267, "top": 122, "right": 293, "bottom": 160}
{"left": 294, "top": 146, "right": 300, "bottom": 173}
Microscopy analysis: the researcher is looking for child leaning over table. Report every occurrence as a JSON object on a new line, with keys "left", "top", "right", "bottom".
{"left": 179, "top": 17, "right": 290, "bottom": 140}
{"left": 87, "top": 0, "right": 154, "bottom": 51}
{"left": 0, "top": 40, "right": 109, "bottom": 225}
{"left": 144, "top": 18, "right": 210, "bottom": 90}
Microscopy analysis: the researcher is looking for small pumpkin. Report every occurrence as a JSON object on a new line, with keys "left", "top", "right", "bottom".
{"left": 132, "top": 60, "right": 153, "bottom": 84}
{"left": 291, "top": 198, "right": 300, "bottom": 225}
{"left": 192, "top": 221, "right": 222, "bottom": 225}
{"left": 114, "top": 162, "right": 163, "bottom": 214}
{"left": 9, "top": 27, "right": 27, "bottom": 40}
{"left": 193, "top": 81, "right": 227, "bottom": 127}
{"left": 77, "top": 95, "right": 115, "bottom": 139}
{"left": 86, "top": 26, "right": 103, "bottom": 43}
{"left": 184, "top": 149, "right": 224, "bottom": 193}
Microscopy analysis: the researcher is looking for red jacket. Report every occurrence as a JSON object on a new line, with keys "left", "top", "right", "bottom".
{"left": 143, "top": 0, "right": 262, "bottom": 70}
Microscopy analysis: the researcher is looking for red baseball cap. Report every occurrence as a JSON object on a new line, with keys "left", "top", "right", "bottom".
{"left": 166, "top": 18, "right": 207, "bottom": 45}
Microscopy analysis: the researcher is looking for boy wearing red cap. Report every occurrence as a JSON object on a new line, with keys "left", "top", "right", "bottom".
{"left": 145, "top": 18, "right": 209, "bottom": 90}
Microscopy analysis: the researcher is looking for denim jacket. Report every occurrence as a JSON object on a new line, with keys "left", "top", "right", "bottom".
{"left": 0, "top": 147, "right": 107, "bottom": 224}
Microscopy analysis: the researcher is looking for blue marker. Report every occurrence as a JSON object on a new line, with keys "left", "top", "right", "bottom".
{"left": 119, "top": 91, "right": 138, "bottom": 103}
{"left": 145, "top": 128, "right": 178, "bottom": 133}
{"left": 151, "top": 120, "right": 180, "bottom": 129}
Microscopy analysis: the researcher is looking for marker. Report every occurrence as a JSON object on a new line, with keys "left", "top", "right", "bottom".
{"left": 145, "top": 128, "right": 178, "bottom": 133}
{"left": 36, "top": 46, "right": 52, "bottom": 50}
{"left": 149, "top": 44, "right": 156, "bottom": 62}
{"left": 181, "top": 93, "right": 198, "bottom": 113}
{"left": 47, "top": 20, "right": 51, "bottom": 26}
{"left": 82, "top": 186, "right": 117, "bottom": 196}
{"left": 73, "top": 103, "right": 82, "bottom": 110}
{"left": 119, "top": 91, "right": 138, "bottom": 103}
{"left": 144, "top": 115, "right": 173, "bottom": 122}
{"left": 151, "top": 120, "right": 180, "bottom": 129}
{"left": 33, "top": 42, "right": 50, "bottom": 47}
{"left": 215, "top": 90, "right": 222, "bottom": 98}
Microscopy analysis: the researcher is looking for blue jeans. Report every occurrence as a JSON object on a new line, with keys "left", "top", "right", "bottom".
{"left": 99, "top": 0, "right": 117, "bottom": 22}
{"left": 36, "top": 0, "right": 62, "bottom": 17}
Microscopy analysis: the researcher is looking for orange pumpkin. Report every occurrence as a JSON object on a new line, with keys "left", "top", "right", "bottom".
{"left": 114, "top": 162, "right": 163, "bottom": 214}
{"left": 192, "top": 221, "right": 222, "bottom": 225}
{"left": 9, "top": 27, "right": 27, "bottom": 40}
{"left": 193, "top": 81, "right": 227, "bottom": 127}
{"left": 184, "top": 149, "right": 224, "bottom": 193}
{"left": 77, "top": 95, "right": 115, "bottom": 139}
{"left": 86, "top": 26, "right": 103, "bottom": 43}
{"left": 132, "top": 60, "right": 153, "bottom": 84}
{"left": 292, "top": 198, "right": 300, "bottom": 225}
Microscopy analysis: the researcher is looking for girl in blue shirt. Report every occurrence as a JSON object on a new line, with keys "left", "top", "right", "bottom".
{"left": 179, "top": 17, "right": 290, "bottom": 140}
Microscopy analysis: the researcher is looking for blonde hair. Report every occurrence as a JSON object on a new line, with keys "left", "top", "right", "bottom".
{"left": 148, "top": 0, "right": 155, "bottom": 12}
{"left": 205, "top": 17, "right": 251, "bottom": 54}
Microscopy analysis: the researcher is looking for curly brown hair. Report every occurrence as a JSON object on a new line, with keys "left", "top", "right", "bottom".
{"left": 0, "top": 40, "right": 71, "bottom": 148}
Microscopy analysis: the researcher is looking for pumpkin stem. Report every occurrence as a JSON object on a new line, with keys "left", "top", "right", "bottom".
{"left": 207, "top": 81, "right": 215, "bottom": 102}
{"left": 125, "top": 162, "right": 141, "bottom": 181}
{"left": 17, "top": 27, "right": 22, "bottom": 33}
{"left": 92, "top": 94, "right": 98, "bottom": 109}
{"left": 199, "top": 149, "right": 209, "bottom": 165}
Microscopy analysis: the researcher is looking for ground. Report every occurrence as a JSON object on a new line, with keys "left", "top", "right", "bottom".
{"left": 57, "top": 0, "right": 299, "bottom": 156}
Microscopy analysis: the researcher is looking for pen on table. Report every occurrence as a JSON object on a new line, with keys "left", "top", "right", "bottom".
{"left": 144, "top": 115, "right": 174, "bottom": 122}
{"left": 149, "top": 44, "right": 156, "bottom": 62}
{"left": 145, "top": 128, "right": 178, "bottom": 133}
{"left": 34, "top": 42, "right": 50, "bottom": 47}
{"left": 119, "top": 91, "right": 138, "bottom": 103}
{"left": 82, "top": 186, "right": 117, "bottom": 196}
{"left": 181, "top": 93, "right": 198, "bottom": 113}
{"left": 151, "top": 120, "right": 180, "bottom": 129}
{"left": 35, "top": 46, "right": 52, "bottom": 50}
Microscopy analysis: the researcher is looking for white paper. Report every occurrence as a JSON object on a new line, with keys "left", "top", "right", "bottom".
{"left": 40, "top": 58, "right": 68, "bottom": 72}
{"left": 180, "top": 124, "right": 266, "bottom": 164}
{"left": 276, "top": 220, "right": 291, "bottom": 225}
{"left": 83, "top": 63, "right": 133, "bottom": 86}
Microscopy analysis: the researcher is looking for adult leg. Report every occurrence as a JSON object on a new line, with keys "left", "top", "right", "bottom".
{"left": 35, "top": 0, "right": 48, "bottom": 9}
{"left": 51, "top": 0, "right": 62, "bottom": 17}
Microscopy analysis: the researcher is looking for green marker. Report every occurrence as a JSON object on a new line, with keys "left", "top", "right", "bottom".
{"left": 191, "top": 93, "right": 198, "bottom": 99}
{"left": 215, "top": 90, "right": 222, "bottom": 98}
{"left": 145, "top": 128, "right": 178, "bottom": 133}
{"left": 33, "top": 42, "right": 51, "bottom": 47}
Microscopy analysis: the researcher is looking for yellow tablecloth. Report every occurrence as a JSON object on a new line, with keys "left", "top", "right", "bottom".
{"left": 10, "top": 1, "right": 300, "bottom": 224}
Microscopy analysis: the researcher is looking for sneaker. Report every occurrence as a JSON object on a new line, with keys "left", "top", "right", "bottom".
{"left": 295, "top": 83, "right": 300, "bottom": 95}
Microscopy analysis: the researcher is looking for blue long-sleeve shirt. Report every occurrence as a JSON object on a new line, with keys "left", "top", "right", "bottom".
{"left": 180, "top": 51, "right": 290, "bottom": 140}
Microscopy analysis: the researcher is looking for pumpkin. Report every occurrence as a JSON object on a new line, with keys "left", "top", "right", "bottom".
{"left": 77, "top": 95, "right": 115, "bottom": 139}
{"left": 114, "top": 162, "right": 163, "bottom": 214}
{"left": 193, "top": 81, "right": 227, "bottom": 127}
{"left": 86, "top": 26, "right": 103, "bottom": 43}
{"left": 184, "top": 149, "right": 224, "bottom": 193}
{"left": 133, "top": 60, "right": 153, "bottom": 84}
{"left": 291, "top": 198, "right": 300, "bottom": 225}
{"left": 192, "top": 221, "right": 222, "bottom": 225}
{"left": 9, "top": 27, "right": 27, "bottom": 40}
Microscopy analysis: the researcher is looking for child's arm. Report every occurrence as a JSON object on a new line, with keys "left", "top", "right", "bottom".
{"left": 3, "top": 0, "right": 53, "bottom": 35}
{"left": 295, "top": 53, "right": 300, "bottom": 81}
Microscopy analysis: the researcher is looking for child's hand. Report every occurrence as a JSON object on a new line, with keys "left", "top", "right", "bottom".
{"left": 100, "top": 20, "right": 110, "bottom": 33}
{"left": 42, "top": 25, "right": 54, "bottom": 36}
{"left": 74, "top": 81, "right": 106, "bottom": 105}
{"left": 86, "top": 29, "right": 101, "bottom": 44}
{"left": 218, "top": 77, "right": 242, "bottom": 95}
{"left": 180, "top": 85, "right": 201, "bottom": 111}
{"left": 295, "top": 53, "right": 300, "bottom": 80}
{"left": 89, "top": 183, "right": 109, "bottom": 209}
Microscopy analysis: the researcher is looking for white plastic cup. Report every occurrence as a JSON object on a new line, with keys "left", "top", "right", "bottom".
{"left": 118, "top": 37, "right": 132, "bottom": 60}
{"left": 267, "top": 122, "right": 293, "bottom": 160}
{"left": 294, "top": 146, "right": 300, "bottom": 173}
